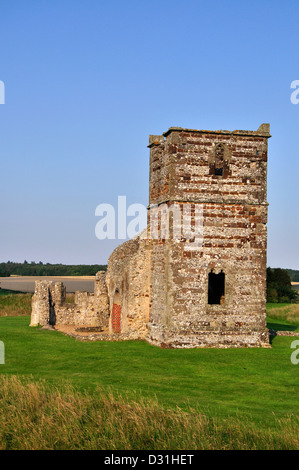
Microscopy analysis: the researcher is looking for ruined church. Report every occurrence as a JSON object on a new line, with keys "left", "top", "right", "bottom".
{"left": 30, "top": 124, "right": 271, "bottom": 348}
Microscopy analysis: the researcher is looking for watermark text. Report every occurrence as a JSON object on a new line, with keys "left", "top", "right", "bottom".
{"left": 290, "top": 80, "right": 299, "bottom": 104}
{"left": 0, "top": 341, "right": 4, "bottom": 364}
{"left": 95, "top": 196, "right": 204, "bottom": 250}
{"left": 290, "top": 340, "right": 299, "bottom": 365}
{"left": 0, "top": 81, "right": 4, "bottom": 104}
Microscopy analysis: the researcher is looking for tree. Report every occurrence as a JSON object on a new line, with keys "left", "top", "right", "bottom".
{"left": 267, "top": 267, "right": 298, "bottom": 303}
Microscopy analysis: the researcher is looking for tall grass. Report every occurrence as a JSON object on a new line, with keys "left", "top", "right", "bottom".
{"left": 65, "top": 293, "right": 75, "bottom": 304}
{"left": 0, "top": 293, "right": 32, "bottom": 317}
{"left": 0, "top": 292, "right": 74, "bottom": 316}
{"left": 267, "top": 303, "right": 299, "bottom": 326}
{"left": 0, "top": 375, "right": 297, "bottom": 450}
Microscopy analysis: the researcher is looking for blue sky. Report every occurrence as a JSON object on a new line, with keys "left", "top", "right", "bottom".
{"left": 0, "top": 0, "right": 298, "bottom": 268}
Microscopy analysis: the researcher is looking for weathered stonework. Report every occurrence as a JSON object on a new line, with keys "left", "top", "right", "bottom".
{"left": 106, "top": 236, "right": 151, "bottom": 338}
{"left": 146, "top": 124, "right": 270, "bottom": 348}
{"left": 30, "top": 124, "right": 271, "bottom": 348}
{"left": 30, "top": 271, "right": 109, "bottom": 328}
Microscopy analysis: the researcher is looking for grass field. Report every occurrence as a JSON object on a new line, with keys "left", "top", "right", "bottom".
{"left": 0, "top": 290, "right": 74, "bottom": 315}
{"left": 0, "top": 374, "right": 297, "bottom": 450}
{"left": 266, "top": 303, "right": 299, "bottom": 332}
{"left": 0, "top": 290, "right": 298, "bottom": 449}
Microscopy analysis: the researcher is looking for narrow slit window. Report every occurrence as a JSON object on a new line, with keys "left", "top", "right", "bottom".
{"left": 214, "top": 143, "right": 225, "bottom": 176}
{"left": 208, "top": 270, "right": 225, "bottom": 305}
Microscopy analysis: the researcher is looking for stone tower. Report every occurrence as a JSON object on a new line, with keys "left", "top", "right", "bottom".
{"left": 146, "top": 124, "right": 271, "bottom": 348}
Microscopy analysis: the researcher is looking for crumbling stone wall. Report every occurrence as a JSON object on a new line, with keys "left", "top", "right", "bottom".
{"left": 106, "top": 235, "right": 151, "bottom": 339}
{"left": 31, "top": 281, "right": 66, "bottom": 326}
{"left": 30, "top": 272, "right": 109, "bottom": 328}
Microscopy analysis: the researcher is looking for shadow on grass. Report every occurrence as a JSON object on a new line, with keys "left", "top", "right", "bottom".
{"left": 267, "top": 319, "right": 299, "bottom": 345}
{"left": 0, "top": 288, "right": 26, "bottom": 296}
{"left": 267, "top": 321, "right": 298, "bottom": 332}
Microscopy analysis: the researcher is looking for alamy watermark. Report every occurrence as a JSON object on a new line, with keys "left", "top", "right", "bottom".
{"left": 95, "top": 196, "right": 203, "bottom": 250}
{"left": 290, "top": 340, "right": 299, "bottom": 365}
{"left": 0, "top": 81, "right": 5, "bottom": 104}
{"left": 290, "top": 80, "right": 299, "bottom": 104}
{"left": 0, "top": 341, "right": 4, "bottom": 364}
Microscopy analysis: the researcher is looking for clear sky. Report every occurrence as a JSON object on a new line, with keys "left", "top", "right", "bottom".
{"left": 0, "top": 0, "right": 298, "bottom": 269}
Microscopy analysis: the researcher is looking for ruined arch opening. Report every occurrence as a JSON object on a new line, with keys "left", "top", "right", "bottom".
{"left": 208, "top": 270, "right": 225, "bottom": 305}
{"left": 111, "top": 289, "right": 122, "bottom": 333}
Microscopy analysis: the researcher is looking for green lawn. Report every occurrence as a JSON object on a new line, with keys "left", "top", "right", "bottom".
{"left": 0, "top": 313, "right": 298, "bottom": 434}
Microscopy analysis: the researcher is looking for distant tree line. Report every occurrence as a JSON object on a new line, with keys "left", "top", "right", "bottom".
{"left": 267, "top": 267, "right": 298, "bottom": 303}
{"left": 286, "top": 269, "right": 299, "bottom": 282}
{"left": 0, "top": 261, "right": 107, "bottom": 277}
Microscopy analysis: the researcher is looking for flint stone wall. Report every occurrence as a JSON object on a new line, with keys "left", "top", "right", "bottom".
{"left": 106, "top": 235, "right": 151, "bottom": 338}
{"left": 147, "top": 125, "right": 270, "bottom": 348}
{"left": 30, "top": 272, "right": 109, "bottom": 328}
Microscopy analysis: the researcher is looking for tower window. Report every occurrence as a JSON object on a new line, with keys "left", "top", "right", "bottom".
{"left": 209, "top": 142, "right": 231, "bottom": 178}
{"left": 214, "top": 143, "right": 225, "bottom": 177}
{"left": 208, "top": 270, "right": 225, "bottom": 305}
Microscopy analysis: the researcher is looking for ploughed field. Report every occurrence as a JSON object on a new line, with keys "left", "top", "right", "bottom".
{"left": 0, "top": 276, "right": 95, "bottom": 293}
